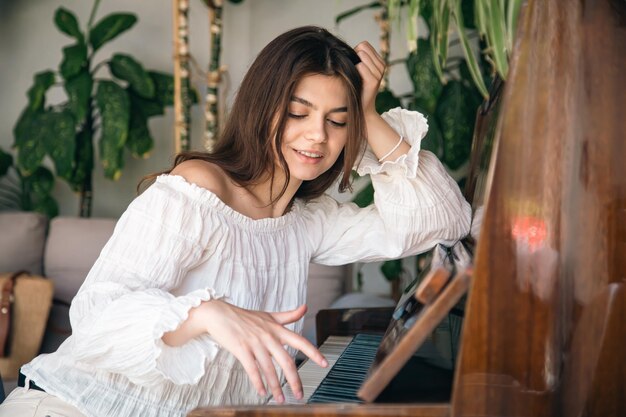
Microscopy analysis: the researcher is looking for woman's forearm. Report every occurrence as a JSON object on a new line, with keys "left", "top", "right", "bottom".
{"left": 365, "top": 111, "right": 411, "bottom": 163}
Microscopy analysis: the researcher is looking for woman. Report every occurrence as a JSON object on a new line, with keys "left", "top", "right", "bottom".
{"left": 0, "top": 26, "right": 470, "bottom": 417}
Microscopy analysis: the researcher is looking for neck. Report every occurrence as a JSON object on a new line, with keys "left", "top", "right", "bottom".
{"left": 246, "top": 170, "right": 302, "bottom": 218}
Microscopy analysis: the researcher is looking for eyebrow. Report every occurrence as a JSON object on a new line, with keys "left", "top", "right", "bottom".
{"left": 291, "top": 96, "right": 347, "bottom": 113}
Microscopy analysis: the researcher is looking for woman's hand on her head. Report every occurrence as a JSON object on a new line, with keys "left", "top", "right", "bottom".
{"left": 353, "top": 41, "right": 408, "bottom": 159}
{"left": 354, "top": 41, "right": 385, "bottom": 116}
{"left": 200, "top": 300, "right": 328, "bottom": 403}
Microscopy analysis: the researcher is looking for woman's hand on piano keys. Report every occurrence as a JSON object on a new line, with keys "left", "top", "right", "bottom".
{"left": 202, "top": 300, "right": 329, "bottom": 403}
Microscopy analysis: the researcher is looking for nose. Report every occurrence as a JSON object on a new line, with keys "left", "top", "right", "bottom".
{"left": 305, "top": 117, "right": 327, "bottom": 143}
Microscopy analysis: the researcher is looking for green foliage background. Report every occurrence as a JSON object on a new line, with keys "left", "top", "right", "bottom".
{"left": 0, "top": 1, "right": 176, "bottom": 217}
{"left": 339, "top": 1, "right": 489, "bottom": 287}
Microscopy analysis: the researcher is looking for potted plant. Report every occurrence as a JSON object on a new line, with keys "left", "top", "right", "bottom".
{"left": 0, "top": 0, "right": 180, "bottom": 218}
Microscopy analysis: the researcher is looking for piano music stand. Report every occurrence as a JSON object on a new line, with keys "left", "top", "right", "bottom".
{"left": 357, "top": 268, "right": 472, "bottom": 403}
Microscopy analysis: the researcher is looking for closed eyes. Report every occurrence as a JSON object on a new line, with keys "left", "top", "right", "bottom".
{"left": 288, "top": 113, "right": 347, "bottom": 127}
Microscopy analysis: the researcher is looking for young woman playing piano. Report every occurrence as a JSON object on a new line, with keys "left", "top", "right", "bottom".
{"left": 1, "top": 26, "right": 470, "bottom": 417}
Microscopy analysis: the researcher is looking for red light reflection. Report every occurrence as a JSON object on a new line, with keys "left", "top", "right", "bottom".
{"left": 511, "top": 216, "right": 548, "bottom": 252}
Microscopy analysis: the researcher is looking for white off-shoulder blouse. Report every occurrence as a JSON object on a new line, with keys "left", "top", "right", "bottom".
{"left": 21, "top": 108, "right": 471, "bottom": 417}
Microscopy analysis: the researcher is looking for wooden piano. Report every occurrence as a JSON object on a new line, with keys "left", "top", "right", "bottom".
{"left": 189, "top": 0, "right": 626, "bottom": 415}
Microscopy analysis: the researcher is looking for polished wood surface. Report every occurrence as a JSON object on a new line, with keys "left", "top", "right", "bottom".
{"left": 189, "top": 0, "right": 625, "bottom": 415}
{"left": 452, "top": 0, "right": 626, "bottom": 416}
{"left": 187, "top": 403, "right": 449, "bottom": 417}
{"left": 415, "top": 268, "right": 452, "bottom": 305}
{"left": 315, "top": 308, "right": 393, "bottom": 346}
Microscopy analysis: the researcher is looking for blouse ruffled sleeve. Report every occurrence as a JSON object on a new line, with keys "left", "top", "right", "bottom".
{"left": 68, "top": 176, "right": 226, "bottom": 387}
{"left": 356, "top": 107, "right": 428, "bottom": 178}
{"left": 303, "top": 107, "right": 472, "bottom": 265}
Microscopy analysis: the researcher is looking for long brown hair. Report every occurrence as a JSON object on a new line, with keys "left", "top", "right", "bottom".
{"left": 143, "top": 26, "right": 365, "bottom": 203}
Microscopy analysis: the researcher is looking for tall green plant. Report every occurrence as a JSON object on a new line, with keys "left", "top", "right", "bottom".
{"left": 340, "top": 3, "right": 485, "bottom": 208}
{"left": 390, "top": 0, "right": 523, "bottom": 98}
{"left": 3, "top": 0, "right": 175, "bottom": 217}
{"left": 338, "top": 0, "right": 503, "bottom": 291}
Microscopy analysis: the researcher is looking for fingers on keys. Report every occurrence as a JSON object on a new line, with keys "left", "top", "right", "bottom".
{"left": 235, "top": 319, "right": 327, "bottom": 403}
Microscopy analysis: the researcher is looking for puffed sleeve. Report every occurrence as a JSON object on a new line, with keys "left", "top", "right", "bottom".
{"left": 68, "top": 176, "right": 227, "bottom": 387}
{"left": 303, "top": 107, "right": 471, "bottom": 265}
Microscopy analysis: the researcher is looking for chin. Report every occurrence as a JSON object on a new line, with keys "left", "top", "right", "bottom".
{"left": 292, "top": 171, "right": 322, "bottom": 182}
{"left": 286, "top": 162, "right": 328, "bottom": 182}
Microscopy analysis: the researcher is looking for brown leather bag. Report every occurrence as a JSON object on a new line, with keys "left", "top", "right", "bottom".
{"left": 0, "top": 271, "right": 54, "bottom": 379}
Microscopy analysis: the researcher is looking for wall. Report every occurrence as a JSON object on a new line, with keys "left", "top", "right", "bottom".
{"left": 0, "top": 0, "right": 418, "bottom": 296}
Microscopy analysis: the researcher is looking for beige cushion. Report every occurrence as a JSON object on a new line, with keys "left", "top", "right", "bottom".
{"left": 0, "top": 212, "right": 47, "bottom": 275}
{"left": 44, "top": 217, "right": 116, "bottom": 303}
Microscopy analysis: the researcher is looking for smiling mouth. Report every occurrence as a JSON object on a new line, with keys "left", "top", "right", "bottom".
{"left": 295, "top": 149, "right": 323, "bottom": 158}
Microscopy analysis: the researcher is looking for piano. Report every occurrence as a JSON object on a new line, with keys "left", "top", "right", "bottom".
{"left": 189, "top": 0, "right": 626, "bottom": 415}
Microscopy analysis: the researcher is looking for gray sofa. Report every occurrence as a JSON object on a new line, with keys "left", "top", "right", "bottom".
{"left": 0, "top": 211, "right": 374, "bottom": 393}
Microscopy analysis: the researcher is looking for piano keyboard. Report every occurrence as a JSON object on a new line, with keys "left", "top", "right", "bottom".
{"left": 268, "top": 334, "right": 383, "bottom": 405}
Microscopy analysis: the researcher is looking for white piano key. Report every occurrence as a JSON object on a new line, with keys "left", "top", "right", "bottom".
{"left": 267, "top": 335, "right": 353, "bottom": 405}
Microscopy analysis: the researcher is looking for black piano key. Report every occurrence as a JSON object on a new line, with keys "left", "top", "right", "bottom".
{"left": 307, "top": 333, "right": 383, "bottom": 404}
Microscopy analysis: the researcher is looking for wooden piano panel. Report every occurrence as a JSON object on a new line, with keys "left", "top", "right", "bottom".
{"left": 187, "top": 404, "right": 449, "bottom": 417}
{"left": 452, "top": 0, "right": 626, "bottom": 416}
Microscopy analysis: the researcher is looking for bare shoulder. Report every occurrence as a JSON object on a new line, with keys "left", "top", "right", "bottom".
{"left": 169, "top": 159, "right": 230, "bottom": 198}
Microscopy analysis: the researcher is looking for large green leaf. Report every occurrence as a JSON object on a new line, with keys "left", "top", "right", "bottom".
{"left": 13, "top": 108, "right": 36, "bottom": 148}
{"left": 375, "top": 89, "right": 402, "bottom": 114}
{"left": 96, "top": 81, "right": 129, "bottom": 179}
{"left": 27, "top": 71, "right": 56, "bottom": 111}
{"left": 0, "top": 148, "right": 13, "bottom": 176}
{"left": 99, "top": 139, "right": 124, "bottom": 180}
{"left": 89, "top": 13, "right": 137, "bottom": 52}
{"left": 26, "top": 166, "right": 55, "bottom": 197}
{"left": 69, "top": 128, "right": 93, "bottom": 191}
{"left": 352, "top": 181, "right": 374, "bottom": 208}
{"left": 60, "top": 42, "right": 88, "bottom": 80}
{"left": 54, "top": 7, "right": 84, "bottom": 42}
{"left": 95, "top": 81, "right": 129, "bottom": 148}
{"left": 126, "top": 110, "right": 154, "bottom": 158}
{"left": 148, "top": 71, "right": 197, "bottom": 105}
{"left": 421, "top": 115, "right": 444, "bottom": 158}
{"left": 381, "top": 259, "right": 403, "bottom": 281}
{"left": 33, "top": 194, "right": 59, "bottom": 218}
{"left": 65, "top": 70, "right": 93, "bottom": 125}
{"left": 16, "top": 118, "right": 47, "bottom": 175}
{"left": 149, "top": 71, "right": 176, "bottom": 107}
{"left": 40, "top": 110, "right": 76, "bottom": 180}
{"left": 129, "top": 90, "right": 164, "bottom": 118}
{"left": 435, "top": 80, "right": 481, "bottom": 170}
{"left": 407, "top": 39, "right": 443, "bottom": 114}
{"left": 17, "top": 110, "right": 76, "bottom": 178}
{"left": 129, "top": 72, "right": 180, "bottom": 119}
{"left": 109, "top": 54, "right": 155, "bottom": 98}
